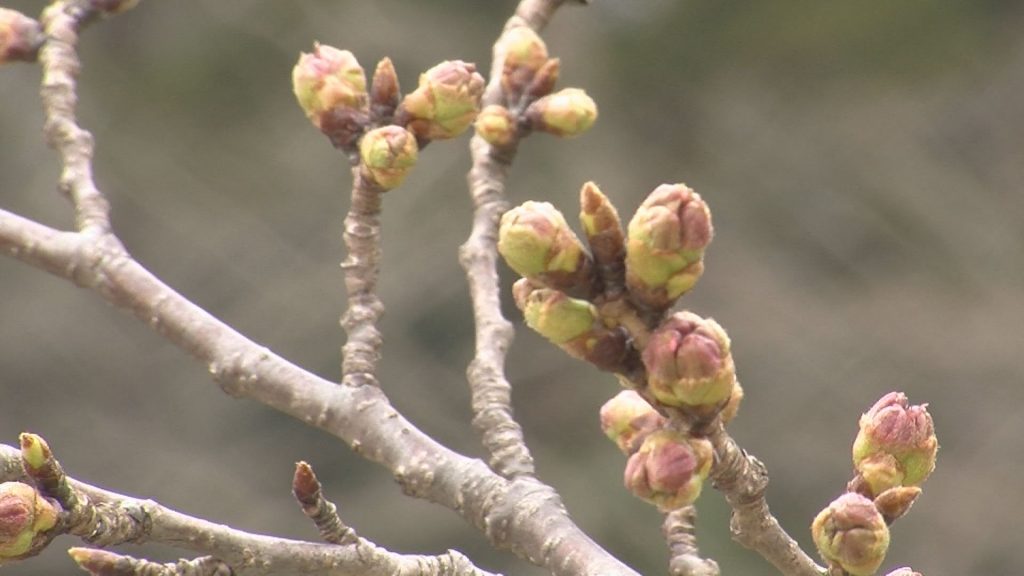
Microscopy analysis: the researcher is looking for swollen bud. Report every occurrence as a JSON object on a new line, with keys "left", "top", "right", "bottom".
{"left": 526, "top": 88, "right": 598, "bottom": 138}
{"left": 643, "top": 312, "right": 736, "bottom": 416}
{"left": 0, "top": 482, "right": 58, "bottom": 560}
{"left": 498, "top": 201, "right": 595, "bottom": 296}
{"left": 812, "top": 493, "right": 890, "bottom": 576}
{"left": 292, "top": 44, "right": 369, "bottom": 148}
{"left": 359, "top": 126, "right": 418, "bottom": 190}
{"left": 625, "top": 184, "right": 712, "bottom": 310}
{"left": 599, "top": 390, "right": 665, "bottom": 454}
{"left": 852, "top": 392, "right": 938, "bottom": 496}
{"left": 400, "top": 60, "right": 485, "bottom": 141}
{"left": 475, "top": 104, "right": 517, "bottom": 148}
{"left": 499, "top": 26, "right": 549, "bottom": 98}
{"left": 0, "top": 9, "right": 42, "bottom": 64}
{"left": 623, "top": 430, "right": 713, "bottom": 510}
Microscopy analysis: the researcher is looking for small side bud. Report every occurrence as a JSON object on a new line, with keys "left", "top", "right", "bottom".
{"left": 0, "top": 9, "right": 43, "bottom": 64}
{"left": 579, "top": 182, "right": 626, "bottom": 295}
{"left": 625, "top": 183, "right": 712, "bottom": 310}
{"left": 526, "top": 88, "right": 598, "bottom": 138}
{"left": 812, "top": 493, "right": 890, "bottom": 576}
{"left": 498, "top": 201, "right": 595, "bottom": 296}
{"left": 873, "top": 486, "right": 921, "bottom": 523}
{"left": 359, "top": 126, "right": 418, "bottom": 190}
{"left": 0, "top": 482, "right": 58, "bottom": 560}
{"left": 369, "top": 57, "right": 401, "bottom": 124}
{"left": 292, "top": 44, "right": 369, "bottom": 149}
{"left": 399, "top": 60, "right": 484, "bottom": 141}
{"left": 623, "top": 430, "right": 713, "bottom": 510}
{"left": 643, "top": 312, "right": 736, "bottom": 416}
{"left": 518, "top": 285, "right": 629, "bottom": 372}
{"left": 499, "top": 26, "right": 549, "bottom": 97}
{"left": 599, "top": 390, "right": 665, "bottom": 454}
{"left": 853, "top": 392, "right": 938, "bottom": 495}
{"left": 525, "top": 58, "right": 560, "bottom": 100}
{"left": 475, "top": 104, "right": 517, "bottom": 148}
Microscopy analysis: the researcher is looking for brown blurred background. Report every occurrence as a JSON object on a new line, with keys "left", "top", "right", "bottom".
{"left": 2, "top": 1, "right": 1022, "bottom": 574}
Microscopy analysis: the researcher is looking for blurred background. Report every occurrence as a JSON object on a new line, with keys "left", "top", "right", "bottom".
{"left": 2, "top": 1, "right": 1022, "bottom": 574}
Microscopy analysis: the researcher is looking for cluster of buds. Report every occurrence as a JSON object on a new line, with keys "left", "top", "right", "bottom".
{"left": 474, "top": 26, "right": 597, "bottom": 148}
{"left": 623, "top": 430, "right": 713, "bottom": 510}
{"left": 0, "top": 482, "right": 58, "bottom": 560}
{"left": 0, "top": 9, "right": 42, "bottom": 64}
{"left": 293, "top": 44, "right": 483, "bottom": 190}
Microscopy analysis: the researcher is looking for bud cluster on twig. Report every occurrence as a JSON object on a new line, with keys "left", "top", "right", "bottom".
{"left": 292, "top": 44, "right": 485, "bottom": 190}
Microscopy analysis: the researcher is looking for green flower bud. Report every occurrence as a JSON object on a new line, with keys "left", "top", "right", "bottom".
{"left": 579, "top": 182, "right": 626, "bottom": 295}
{"left": 358, "top": 126, "right": 418, "bottom": 190}
{"left": 625, "top": 184, "right": 712, "bottom": 310}
{"left": 853, "top": 392, "right": 938, "bottom": 495}
{"left": 812, "top": 493, "right": 890, "bottom": 576}
{"left": 475, "top": 104, "right": 517, "bottom": 148}
{"left": 499, "top": 26, "right": 549, "bottom": 97}
{"left": 498, "top": 201, "right": 595, "bottom": 296}
{"left": 292, "top": 44, "right": 369, "bottom": 148}
{"left": 0, "top": 482, "right": 58, "bottom": 560}
{"left": 526, "top": 88, "right": 598, "bottom": 138}
{"left": 873, "top": 486, "right": 921, "bottom": 524}
{"left": 517, "top": 284, "right": 629, "bottom": 372}
{"left": 400, "top": 60, "right": 484, "bottom": 141}
{"left": 623, "top": 430, "right": 712, "bottom": 510}
{"left": 0, "top": 9, "right": 42, "bottom": 64}
{"left": 643, "top": 312, "right": 736, "bottom": 413}
{"left": 599, "top": 390, "right": 665, "bottom": 454}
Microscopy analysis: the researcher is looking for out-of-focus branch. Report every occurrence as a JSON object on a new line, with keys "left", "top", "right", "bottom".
{"left": 663, "top": 507, "right": 719, "bottom": 576}
{"left": 2, "top": 444, "right": 501, "bottom": 576}
{"left": 459, "top": 0, "right": 576, "bottom": 480}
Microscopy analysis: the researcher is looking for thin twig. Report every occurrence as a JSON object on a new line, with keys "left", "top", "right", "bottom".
{"left": 459, "top": 0, "right": 574, "bottom": 480}
{"left": 663, "top": 506, "right": 719, "bottom": 576}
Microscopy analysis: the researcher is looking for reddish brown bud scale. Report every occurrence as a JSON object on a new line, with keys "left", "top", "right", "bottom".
{"left": 499, "top": 26, "right": 550, "bottom": 99}
{"left": 579, "top": 182, "right": 627, "bottom": 296}
{"left": 370, "top": 57, "right": 401, "bottom": 125}
{"left": 873, "top": 486, "right": 921, "bottom": 523}
{"left": 525, "top": 58, "right": 561, "bottom": 100}
{"left": 0, "top": 482, "right": 58, "bottom": 560}
{"left": 399, "top": 60, "right": 484, "bottom": 142}
{"left": 599, "top": 390, "right": 665, "bottom": 454}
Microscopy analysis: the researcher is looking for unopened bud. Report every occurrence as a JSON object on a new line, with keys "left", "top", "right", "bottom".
{"left": 526, "top": 88, "right": 598, "bottom": 138}
{"left": 812, "top": 493, "right": 890, "bottom": 576}
{"left": 525, "top": 58, "right": 560, "bottom": 100}
{"left": 475, "top": 104, "right": 517, "bottom": 148}
{"left": 623, "top": 430, "right": 712, "bottom": 510}
{"left": 0, "top": 9, "right": 42, "bottom": 64}
{"left": 579, "top": 182, "right": 626, "bottom": 294}
{"left": 853, "top": 392, "right": 938, "bottom": 495}
{"left": 369, "top": 57, "right": 401, "bottom": 124}
{"left": 625, "top": 184, "right": 712, "bottom": 310}
{"left": 499, "top": 26, "right": 549, "bottom": 97}
{"left": 599, "top": 390, "right": 665, "bottom": 454}
{"left": 359, "top": 126, "right": 418, "bottom": 190}
{"left": 873, "top": 486, "right": 921, "bottom": 523}
{"left": 400, "top": 60, "right": 484, "bottom": 141}
{"left": 0, "top": 482, "right": 58, "bottom": 559}
{"left": 292, "top": 44, "right": 369, "bottom": 148}
{"left": 498, "top": 201, "right": 595, "bottom": 296}
{"left": 643, "top": 312, "right": 735, "bottom": 414}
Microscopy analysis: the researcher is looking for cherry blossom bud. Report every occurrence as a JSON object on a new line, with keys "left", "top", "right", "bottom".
{"left": 600, "top": 390, "right": 665, "bottom": 454}
{"left": 369, "top": 57, "right": 401, "bottom": 124}
{"left": 853, "top": 392, "right": 938, "bottom": 495}
{"left": 625, "top": 184, "right": 712, "bottom": 310}
{"left": 475, "top": 104, "right": 517, "bottom": 148}
{"left": 0, "top": 482, "right": 58, "bottom": 560}
{"left": 499, "top": 26, "right": 549, "bottom": 97}
{"left": 526, "top": 88, "right": 598, "bottom": 138}
{"left": 643, "top": 312, "right": 736, "bottom": 413}
{"left": 400, "top": 60, "right": 484, "bottom": 141}
{"left": 579, "top": 182, "right": 626, "bottom": 294}
{"left": 623, "top": 430, "right": 713, "bottom": 510}
{"left": 292, "top": 44, "right": 369, "bottom": 148}
{"left": 873, "top": 486, "right": 921, "bottom": 523}
{"left": 499, "top": 201, "right": 595, "bottom": 296}
{"left": 812, "top": 492, "right": 890, "bottom": 576}
{"left": 0, "top": 9, "right": 42, "bottom": 64}
{"left": 359, "top": 126, "right": 418, "bottom": 190}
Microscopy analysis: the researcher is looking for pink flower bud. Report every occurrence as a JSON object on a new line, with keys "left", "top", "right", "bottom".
{"left": 599, "top": 390, "right": 665, "bottom": 454}
{"left": 0, "top": 9, "right": 42, "bottom": 64}
{"left": 643, "top": 311, "right": 735, "bottom": 412}
{"left": 623, "top": 430, "right": 713, "bottom": 510}
{"left": 0, "top": 482, "right": 58, "bottom": 559}
{"left": 853, "top": 392, "right": 938, "bottom": 495}
{"left": 811, "top": 492, "right": 890, "bottom": 576}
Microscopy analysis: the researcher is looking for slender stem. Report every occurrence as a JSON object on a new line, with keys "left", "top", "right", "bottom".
{"left": 459, "top": 0, "right": 572, "bottom": 480}
{"left": 663, "top": 506, "right": 719, "bottom": 576}
{"left": 340, "top": 166, "right": 387, "bottom": 387}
